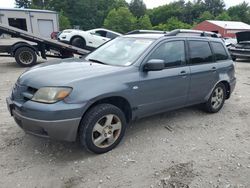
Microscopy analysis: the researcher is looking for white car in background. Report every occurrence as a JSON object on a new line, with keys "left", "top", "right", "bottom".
{"left": 58, "top": 28, "right": 122, "bottom": 50}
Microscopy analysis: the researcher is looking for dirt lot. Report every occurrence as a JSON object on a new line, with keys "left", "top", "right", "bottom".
{"left": 0, "top": 57, "right": 249, "bottom": 188}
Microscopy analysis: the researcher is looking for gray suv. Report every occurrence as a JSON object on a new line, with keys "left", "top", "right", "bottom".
{"left": 6, "top": 30, "right": 236, "bottom": 154}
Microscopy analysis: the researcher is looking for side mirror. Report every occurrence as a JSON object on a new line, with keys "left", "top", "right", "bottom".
{"left": 143, "top": 59, "right": 165, "bottom": 71}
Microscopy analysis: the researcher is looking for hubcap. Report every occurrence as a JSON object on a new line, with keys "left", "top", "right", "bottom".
{"left": 19, "top": 51, "right": 33, "bottom": 65}
{"left": 92, "top": 114, "right": 122, "bottom": 148}
{"left": 211, "top": 87, "right": 224, "bottom": 109}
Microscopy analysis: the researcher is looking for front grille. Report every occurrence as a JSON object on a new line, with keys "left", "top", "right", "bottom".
{"left": 12, "top": 83, "right": 37, "bottom": 103}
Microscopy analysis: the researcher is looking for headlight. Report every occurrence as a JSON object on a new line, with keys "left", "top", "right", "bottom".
{"left": 32, "top": 87, "right": 72, "bottom": 104}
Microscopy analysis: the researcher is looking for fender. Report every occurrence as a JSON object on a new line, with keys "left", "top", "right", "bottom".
{"left": 205, "top": 77, "right": 231, "bottom": 101}
{"left": 11, "top": 42, "right": 39, "bottom": 56}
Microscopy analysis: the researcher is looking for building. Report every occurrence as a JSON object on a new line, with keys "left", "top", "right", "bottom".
{"left": 193, "top": 20, "right": 250, "bottom": 38}
{"left": 0, "top": 8, "right": 59, "bottom": 38}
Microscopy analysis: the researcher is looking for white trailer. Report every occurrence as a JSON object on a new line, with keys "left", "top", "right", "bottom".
{"left": 0, "top": 8, "right": 59, "bottom": 38}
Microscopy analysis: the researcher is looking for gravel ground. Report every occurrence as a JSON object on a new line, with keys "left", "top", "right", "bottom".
{"left": 0, "top": 57, "right": 249, "bottom": 188}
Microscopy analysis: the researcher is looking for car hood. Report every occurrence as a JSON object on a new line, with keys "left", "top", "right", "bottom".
{"left": 236, "top": 31, "right": 250, "bottom": 43}
{"left": 18, "top": 58, "right": 125, "bottom": 88}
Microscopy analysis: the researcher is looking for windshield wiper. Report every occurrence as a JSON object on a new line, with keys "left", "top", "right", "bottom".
{"left": 88, "top": 59, "right": 108, "bottom": 65}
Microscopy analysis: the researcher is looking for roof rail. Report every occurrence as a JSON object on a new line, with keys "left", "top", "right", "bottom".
{"left": 126, "top": 30, "right": 168, "bottom": 35}
{"left": 165, "top": 29, "right": 220, "bottom": 38}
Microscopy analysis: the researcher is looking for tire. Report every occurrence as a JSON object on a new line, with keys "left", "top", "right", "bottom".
{"left": 231, "top": 56, "right": 237, "bottom": 61}
{"left": 14, "top": 47, "right": 37, "bottom": 67}
{"left": 71, "top": 37, "right": 86, "bottom": 49}
{"left": 79, "top": 104, "right": 127, "bottom": 154}
{"left": 203, "top": 83, "right": 226, "bottom": 113}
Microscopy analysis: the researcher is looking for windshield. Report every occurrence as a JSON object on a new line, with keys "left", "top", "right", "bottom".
{"left": 86, "top": 37, "right": 154, "bottom": 66}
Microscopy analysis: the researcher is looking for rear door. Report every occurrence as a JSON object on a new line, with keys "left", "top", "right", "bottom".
{"left": 187, "top": 40, "right": 219, "bottom": 104}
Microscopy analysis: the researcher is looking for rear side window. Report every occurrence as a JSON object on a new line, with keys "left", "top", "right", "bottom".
{"left": 95, "top": 30, "right": 107, "bottom": 37}
{"left": 106, "top": 32, "right": 119, "bottom": 39}
{"left": 188, "top": 41, "right": 213, "bottom": 64}
{"left": 211, "top": 42, "right": 228, "bottom": 61}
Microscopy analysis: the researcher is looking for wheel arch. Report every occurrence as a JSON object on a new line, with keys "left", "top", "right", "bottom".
{"left": 206, "top": 80, "right": 231, "bottom": 101}
{"left": 76, "top": 96, "right": 132, "bottom": 138}
{"left": 70, "top": 35, "right": 86, "bottom": 45}
{"left": 11, "top": 42, "right": 38, "bottom": 56}
{"left": 220, "top": 80, "right": 231, "bottom": 99}
{"left": 84, "top": 96, "right": 132, "bottom": 124}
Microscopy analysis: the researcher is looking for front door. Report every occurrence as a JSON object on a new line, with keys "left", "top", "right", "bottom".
{"left": 136, "top": 40, "right": 191, "bottom": 117}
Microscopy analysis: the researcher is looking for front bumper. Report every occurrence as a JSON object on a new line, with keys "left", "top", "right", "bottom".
{"left": 6, "top": 97, "right": 84, "bottom": 142}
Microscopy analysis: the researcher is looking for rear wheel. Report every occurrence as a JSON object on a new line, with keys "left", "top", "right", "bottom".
{"left": 71, "top": 37, "right": 86, "bottom": 49}
{"left": 79, "top": 104, "right": 127, "bottom": 154}
{"left": 14, "top": 47, "right": 37, "bottom": 67}
{"left": 203, "top": 83, "right": 226, "bottom": 113}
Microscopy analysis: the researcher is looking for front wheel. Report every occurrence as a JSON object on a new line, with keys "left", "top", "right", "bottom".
{"left": 79, "top": 104, "right": 127, "bottom": 154}
{"left": 71, "top": 37, "right": 86, "bottom": 49}
{"left": 14, "top": 47, "right": 37, "bottom": 67}
{"left": 203, "top": 83, "right": 226, "bottom": 113}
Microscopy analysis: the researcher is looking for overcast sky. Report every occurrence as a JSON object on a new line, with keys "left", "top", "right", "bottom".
{"left": 0, "top": 0, "right": 250, "bottom": 9}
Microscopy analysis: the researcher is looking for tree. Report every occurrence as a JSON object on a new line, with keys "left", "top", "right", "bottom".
{"left": 104, "top": 7, "right": 137, "bottom": 33}
{"left": 203, "top": 0, "right": 225, "bottom": 16}
{"left": 59, "top": 9, "right": 71, "bottom": 30}
{"left": 15, "top": 0, "right": 31, "bottom": 8}
{"left": 110, "top": 0, "right": 128, "bottom": 9}
{"left": 198, "top": 11, "right": 214, "bottom": 23}
{"left": 137, "top": 15, "right": 152, "bottom": 30}
{"left": 153, "top": 17, "right": 192, "bottom": 31}
{"left": 129, "top": 0, "right": 146, "bottom": 18}
{"left": 228, "top": 2, "right": 250, "bottom": 24}
{"left": 166, "top": 17, "right": 192, "bottom": 30}
{"left": 216, "top": 11, "right": 231, "bottom": 21}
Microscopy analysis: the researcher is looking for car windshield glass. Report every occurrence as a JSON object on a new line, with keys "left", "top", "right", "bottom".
{"left": 85, "top": 37, "right": 154, "bottom": 66}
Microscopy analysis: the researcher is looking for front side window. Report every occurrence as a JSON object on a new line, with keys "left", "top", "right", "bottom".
{"left": 189, "top": 41, "right": 213, "bottom": 64}
{"left": 148, "top": 41, "right": 186, "bottom": 68}
{"left": 211, "top": 42, "right": 228, "bottom": 61}
{"left": 86, "top": 37, "right": 154, "bottom": 66}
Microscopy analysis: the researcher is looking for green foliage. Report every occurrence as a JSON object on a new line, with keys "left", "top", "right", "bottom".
{"left": 148, "top": 1, "right": 186, "bottom": 26}
{"left": 153, "top": 17, "right": 192, "bottom": 31}
{"left": 104, "top": 7, "right": 137, "bottom": 33}
{"left": 136, "top": 15, "right": 152, "bottom": 30}
{"left": 203, "top": 0, "right": 225, "bottom": 16}
{"left": 15, "top": 0, "right": 31, "bottom": 8}
{"left": 166, "top": 17, "right": 192, "bottom": 30}
{"left": 153, "top": 24, "right": 169, "bottom": 31}
{"left": 129, "top": 0, "right": 146, "bottom": 18}
{"left": 228, "top": 2, "right": 250, "bottom": 24}
{"left": 15, "top": 0, "right": 250, "bottom": 33}
{"left": 216, "top": 12, "right": 231, "bottom": 21}
{"left": 59, "top": 10, "right": 71, "bottom": 30}
{"left": 198, "top": 11, "right": 214, "bottom": 23}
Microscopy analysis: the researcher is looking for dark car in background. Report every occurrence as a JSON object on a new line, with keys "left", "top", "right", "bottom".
{"left": 228, "top": 31, "right": 250, "bottom": 60}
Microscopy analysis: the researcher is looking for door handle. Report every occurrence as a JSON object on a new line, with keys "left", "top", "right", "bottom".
{"left": 211, "top": 67, "right": 217, "bottom": 72}
{"left": 179, "top": 70, "right": 187, "bottom": 77}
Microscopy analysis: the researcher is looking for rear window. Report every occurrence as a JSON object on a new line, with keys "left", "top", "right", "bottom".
{"left": 211, "top": 42, "right": 228, "bottom": 61}
{"left": 189, "top": 41, "right": 213, "bottom": 64}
